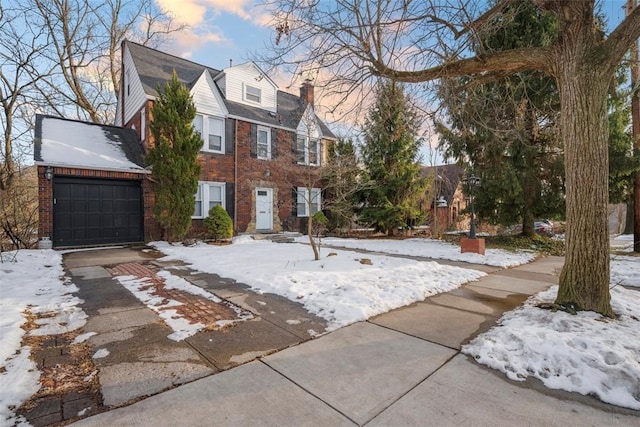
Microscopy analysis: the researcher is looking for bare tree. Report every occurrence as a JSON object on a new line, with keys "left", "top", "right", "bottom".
{"left": 29, "top": 0, "right": 186, "bottom": 124}
{"left": 260, "top": 0, "right": 640, "bottom": 317}
{"left": 0, "top": 4, "right": 53, "bottom": 189}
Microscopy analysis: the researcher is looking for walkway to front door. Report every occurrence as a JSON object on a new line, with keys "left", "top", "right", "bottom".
{"left": 255, "top": 188, "right": 273, "bottom": 231}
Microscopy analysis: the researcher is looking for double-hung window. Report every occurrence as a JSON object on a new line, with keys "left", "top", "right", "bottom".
{"left": 193, "top": 114, "right": 224, "bottom": 153}
{"left": 257, "top": 126, "right": 271, "bottom": 159}
{"left": 296, "top": 135, "right": 320, "bottom": 166}
{"left": 245, "top": 85, "right": 261, "bottom": 103}
{"left": 296, "top": 187, "right": 321, "bottom": 217}
{"left": 193, "top": 182, "right": 225, "bottom": 218}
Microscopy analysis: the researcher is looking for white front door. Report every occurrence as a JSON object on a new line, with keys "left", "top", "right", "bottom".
{"left": 255, "top": 188, "right": 273, "bottom": 230}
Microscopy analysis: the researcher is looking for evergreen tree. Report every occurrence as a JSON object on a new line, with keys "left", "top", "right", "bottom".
{"left": 147, "top": 72, "right": 202, "bottom": 242}
{"left": 608, "top": 66, "right": 639, "bottom": 205}
{"left": 360, "top": 80, "right": 426, "bottom": 234}
{"left": 436, "top": 0, "right": 564, "bottom": 236}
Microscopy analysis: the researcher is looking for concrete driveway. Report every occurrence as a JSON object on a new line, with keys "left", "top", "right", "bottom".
{"left": 21, "top": 246, "right": 327, "bottom": 426}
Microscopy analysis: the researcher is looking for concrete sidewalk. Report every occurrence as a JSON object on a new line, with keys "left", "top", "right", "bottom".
{"left": 71, "top": 255, "right": 639, "bottom": 426}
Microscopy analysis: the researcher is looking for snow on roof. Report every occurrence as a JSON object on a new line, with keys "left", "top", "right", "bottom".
{"left": 34, "top": 115, "right": 147, "bottom": 173}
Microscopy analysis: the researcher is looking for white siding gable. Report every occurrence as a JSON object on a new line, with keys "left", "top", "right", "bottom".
{"left": 121, "top": 45, "right": 148, "bottom": 126}
{"left": 296, "top": 105, "right": 321, "bottom": 139}
{"left": 191, "top": 71, "right": 228, "bottom": 118}
{"left": 220, "top": 62, "right": 277, "bottom": 112}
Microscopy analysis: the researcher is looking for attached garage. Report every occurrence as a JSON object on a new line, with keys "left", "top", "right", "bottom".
{"left": 53, "top": 178, "right": 143, "bottom": 247}
{"left": 35, "top": 115, "right": 154, "bottom": 248}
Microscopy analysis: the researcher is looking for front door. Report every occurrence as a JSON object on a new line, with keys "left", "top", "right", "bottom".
{"left": 255, "top": 188, "right": 273, "bottom": 230}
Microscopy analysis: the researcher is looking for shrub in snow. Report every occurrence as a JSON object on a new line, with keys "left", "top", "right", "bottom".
{"left": 312, "top": 211, "right": 328, "bottom": 236}
{"left": 204, "top": 205, "right": 233, "bottom": 241}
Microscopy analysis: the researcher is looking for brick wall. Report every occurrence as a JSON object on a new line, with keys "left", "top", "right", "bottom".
{"left": 122, "top": 110, "right": 324, "bottom": 236}
{"left": 233, "top": 121, "right": 318, "bottom": 234}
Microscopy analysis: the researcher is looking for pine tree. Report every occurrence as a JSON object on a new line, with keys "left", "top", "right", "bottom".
{"left": 608, "top": 66, "right": 639, "bottom": 205}
{"left": 436, "top": 0, "right": 564, "bottom": 236}
{"left": 147, "top": 72, "right": 202, "bottom": 242}
{"left": 360, "top": 80, "right": 426, "bottom": 235}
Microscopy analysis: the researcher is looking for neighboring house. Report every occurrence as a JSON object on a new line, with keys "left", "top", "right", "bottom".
{"left": 117, "top": 40, "right": 336, "bottom": 237}
{"left": 421, "top": 164, "right": 467, "bottom": 235}
{"left": 34, "top": 115, "right": 152, "bottom": 247}
{"left": 35, "top": 41, "right": 337, "bottom": 248}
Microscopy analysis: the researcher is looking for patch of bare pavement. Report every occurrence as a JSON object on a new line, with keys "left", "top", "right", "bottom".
{"left": 17, "top": 246, "right": 327, "bottom": 426}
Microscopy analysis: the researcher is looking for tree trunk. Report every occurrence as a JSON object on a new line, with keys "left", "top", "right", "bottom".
{"left": 624, "top": 200, "right": 634, "bottom": 234}
{"left": 308, "top": 216, "right": 320, "bottom": 260}
{"left": 555, "top": 63, "right": 614, "bottom": 317}
{"left": 521, "top": 137, "right": 536, "bottom": 237}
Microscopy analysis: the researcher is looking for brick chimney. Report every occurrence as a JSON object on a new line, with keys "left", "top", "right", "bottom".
{"left": 300, "top": 79, "right": 314, "bottom": 107}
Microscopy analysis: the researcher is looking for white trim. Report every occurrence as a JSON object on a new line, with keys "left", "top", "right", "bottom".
{"left": 244, "top": 83, "right": 262, "bottom": 104}
{"left": 194, "top": 114, "right": 225, "bottom": 153}
{"left": 296, "top": 135, "right": 321, "bottom": 166}
{"left": 296, "top": 187, "right": 322, "bottom": 217}
{"left": 255, "top": 187, "right": 273, "bottom": 230}
{"left": 257, "top": 125, "right": 271, "bottom": 160}
{"left": 193, "top": 181, "right": 226, "bottom": 218}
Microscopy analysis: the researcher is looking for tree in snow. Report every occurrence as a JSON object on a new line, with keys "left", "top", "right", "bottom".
{"left": 436, "top": 0, "right": 564, "bottom": 236}
{"left": 359, "top": 80, "right": 427, "bottom": 235}
{"left": 261, "top": 0, "right": 640, "bottom": 316}
{"left": 147, "top": 72, "right": 202, "bottom": 242}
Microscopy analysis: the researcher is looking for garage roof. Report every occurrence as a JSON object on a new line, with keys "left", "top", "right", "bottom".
{"left": 34, "top": 115, "right": 148, "bottom": 173}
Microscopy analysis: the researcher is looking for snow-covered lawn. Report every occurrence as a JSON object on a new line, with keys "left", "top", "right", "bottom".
{"left": 463, "top": 285, "right": 640, "bottom": 410}
{"left": 611, "top": 233, "right": 634, "bottom": 252}
{"left": 152, "top": 237, "right": 486, "bottom": 330}
{"left": 301, "top": 236, "right": 537, "bottom": 267}
{"left": 611, "top": 255, "right": 640, "bottom": 288}
{"left": 0, "top": 250, "right": 86, "bottom": 427}
{"left": 2, "top": 237, "right": 639, "bottom": 423}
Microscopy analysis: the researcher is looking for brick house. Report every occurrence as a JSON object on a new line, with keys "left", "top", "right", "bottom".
{"left": 35, "top": 41, "right": 336, "bottom": 248}
{"left": 422, "top": 164, "right": 468, "bottom": 235}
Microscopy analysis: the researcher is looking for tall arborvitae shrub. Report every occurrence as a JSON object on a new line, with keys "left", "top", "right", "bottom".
{"left": 147, "top": 72, "right": 202, "bottom": 242}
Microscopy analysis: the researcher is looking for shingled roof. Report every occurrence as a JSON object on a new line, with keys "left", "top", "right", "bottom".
{"left": 125, "top": 41, "right": 335, "bottom": 139}
{"left": 34, "top": 114, "right": 147, "bottom": 173}
{"left": 126, "top": 41, "right": 220, "bottom": 96}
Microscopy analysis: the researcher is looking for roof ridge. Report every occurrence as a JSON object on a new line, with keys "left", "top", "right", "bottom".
{"left": 125, "top": 39, "right": 221, "bottom": 74}
{"left": 36, "top": 113, "right": 137, "bottom": 132}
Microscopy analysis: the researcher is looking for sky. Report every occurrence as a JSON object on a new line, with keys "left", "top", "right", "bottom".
{"left": 150, "top": 0, "right": 633, "bottom": 163}
{"left": 1, "top": 235, "right": 639, "bottom": 425}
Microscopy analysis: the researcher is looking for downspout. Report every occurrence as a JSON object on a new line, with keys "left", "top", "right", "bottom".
{"left": 234, "top": 118, "right": 238, "bottom": 233}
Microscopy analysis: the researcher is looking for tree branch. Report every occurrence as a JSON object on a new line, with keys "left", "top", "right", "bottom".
{"left": 370, "top": 46, "right": 553, "bottom": 83}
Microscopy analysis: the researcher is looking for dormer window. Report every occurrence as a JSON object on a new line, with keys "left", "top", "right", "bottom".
{"left": 244, "top": 85, "right": 261, "bottom": 103}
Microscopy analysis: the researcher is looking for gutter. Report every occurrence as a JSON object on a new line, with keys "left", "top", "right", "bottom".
{"left": 234, "top": 118, "right": 238, "bottom": 233}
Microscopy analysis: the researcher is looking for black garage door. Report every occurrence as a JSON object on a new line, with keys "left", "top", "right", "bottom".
{"left": 53, "top": 177, "right": 144, "bottom": 247}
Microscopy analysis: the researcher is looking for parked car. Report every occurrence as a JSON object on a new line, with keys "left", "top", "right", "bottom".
{"left": 534, "top": 220, "right": 554, "bottom": 237}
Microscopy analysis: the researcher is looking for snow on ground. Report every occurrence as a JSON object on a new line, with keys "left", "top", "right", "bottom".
{"left": 152, "top": 238, "right": 486, "bottom": 330}
{"left": 463, "top": 285, "right": 640, "bottom": 410}
{"left": 611, "top": 234, "right": 634, "bottom": 252}
{"left": 0, "top": 250, "right": 86, "bottom": 427}
{"left": 611, "top": 255, "right": 640, "bottom": 288}
{"left": 112, "top": 270, "right": 252, "bottom": 341}
{"left": 299, "top": 236, "right": 537, "bottom": 268}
